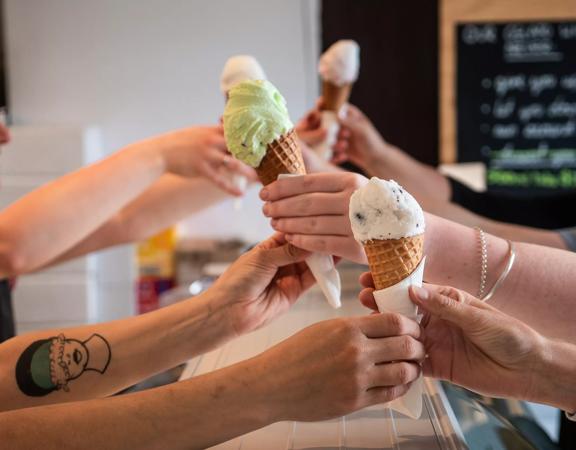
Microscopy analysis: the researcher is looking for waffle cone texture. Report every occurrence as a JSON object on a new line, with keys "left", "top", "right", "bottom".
{"left": 363, "top": 235, "right": 424, "bottom": 290}
{"left": 321, "top": 81, "right": 352, "bottom": 112}
{"left": 256, "top": 129, "right": 306, "bottom": 186}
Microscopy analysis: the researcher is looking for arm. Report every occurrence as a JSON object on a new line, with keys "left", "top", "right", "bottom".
{"left": 422, "top": 196, "right": 567, "bottom": 249}
{"left": 0, "top": 312, "right": 423, "bottom": 450}
{"left": 335, "top": 104, "right": 450, "bottom": 201}
{"left": 0, "top": 126, "right": 255, "bottom": 277}
{"left": 0, "top": 235, "right": 312, "bottom": 411}
{"left": 261, "top": 172, "right": 576, "bottom": 342}
{"left": 43, "top": 175, "right": 230, "bottom": 268}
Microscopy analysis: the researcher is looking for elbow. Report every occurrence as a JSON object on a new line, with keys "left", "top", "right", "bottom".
{"left": 0, "top": 243, "right": 28, "bottom": 277}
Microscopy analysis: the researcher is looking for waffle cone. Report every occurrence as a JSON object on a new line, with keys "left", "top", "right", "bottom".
{"left": 363, "top": 235, "right": 424, "bottom": 290}
{"left": 256, "top": 129, "right": 306, "bottom": 186}
{"left": 321, "top": 81, "right": 352, "bottom": 112}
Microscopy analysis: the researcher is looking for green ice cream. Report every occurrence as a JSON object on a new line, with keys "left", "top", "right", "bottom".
{"left": 223, "top": 80, "right": 293, "bottom": 167}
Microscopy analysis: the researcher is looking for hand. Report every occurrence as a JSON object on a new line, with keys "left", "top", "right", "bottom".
{"left": 260, "top": 172, "right": 369, "bottom": 264}
{"left": 152, "top": 125, "right": 257, "bottom": 196}
{"left": 358, "top": 276, "right": 545, "bottom": 401}
{"left": 333, "top": 104, "right": 388, "bottom": 169}
{"left": 210, "top": 234, "right": 315, "bottom": 336}
{"left": 295, "top": 108, "right": 327, "bottom": 148}
{"left": 255, "top": 313, "right": 425, "bottom": 422}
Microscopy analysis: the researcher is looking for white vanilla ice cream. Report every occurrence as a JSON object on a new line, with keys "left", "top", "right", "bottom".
{"left": 318, "top": 40, "right": 360, "bottom": 86}
{"left": 220, "top": 55, "right": 266, "bottom": 94}
{"left": 349, "top": 178, "right": 425, "bottom": 242}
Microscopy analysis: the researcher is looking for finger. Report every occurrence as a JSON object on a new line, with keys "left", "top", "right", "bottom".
{"left": 359, "top": 272, "right": 375, "bottom": 288}
{"left": 367, "top": 383, "right": 410, "bottom": 405}
{"left": 358, "top": 288, "right": 378, "bottom": 311}
{"left": 255, "top": 242, "right": 311, "bottom": 269}
{"left": 297, "top": 128, "right": 327, "bottom": 147}
{"left": 368, "top": 335, "right": 426, "bottom": 363}
{"left": 370, "top": 362, "right": 421, "bottom": 388}
{"left": 203, "top": 164, "right": 244, "bottom": 196}
{"left": 271, "top": 215, "right": 351, "bottom": 236}
{"left": 409, "top": 284, "right": 494, "bottom": 330}
{"left": 263, "top": 192, "right": 350, "bottom": 218}
{"left": 257, "top": 233, "right": 286, "bottom": 250}
{"left": 227, "top": 159, "right": 258, "bottom": 181}
{"left": 356, "top": 313, "right": 421, "bottom": 339}
{"left": 260, "top": 172, "right": 355, "bottom": 201}
{"left": 284, "top": 234, "right": 366, "bottom": 263}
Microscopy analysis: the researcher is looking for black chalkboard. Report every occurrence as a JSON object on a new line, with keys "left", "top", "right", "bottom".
{"left": 457, "top": 21, "right": 576, "bottom": 193}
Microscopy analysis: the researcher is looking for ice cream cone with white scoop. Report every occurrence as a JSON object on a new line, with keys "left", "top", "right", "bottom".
{"left": 314, "top": 40, "right": 360, "bottom": 160}
{"left": 349, "top": 177, "right": 426, "bottom": 418}
{"left": 223, "top": 80, "right": 342, "bottom": 308}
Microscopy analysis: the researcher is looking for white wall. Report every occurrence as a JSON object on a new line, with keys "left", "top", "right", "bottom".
{"left": 3, "top": 0, "right": 320, "bottom": 320}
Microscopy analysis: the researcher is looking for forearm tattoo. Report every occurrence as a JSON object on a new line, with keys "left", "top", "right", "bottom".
{"left": 15, "top": 333, "right": 111, "bottom": 396}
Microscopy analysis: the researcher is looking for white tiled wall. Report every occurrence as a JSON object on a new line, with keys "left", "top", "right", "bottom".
{"left": 0, "top": 125, "right": 103, "bottom": 332}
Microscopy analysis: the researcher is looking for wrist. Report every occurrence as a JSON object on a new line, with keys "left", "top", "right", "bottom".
{"left": 361, "top": 140, "right": 389, "bottom": 172}
{"left": 125, "top": 136, "right": 167, "bottom": 176}
{"left": 531, "top": 338, "right": 576, "bottom": 411}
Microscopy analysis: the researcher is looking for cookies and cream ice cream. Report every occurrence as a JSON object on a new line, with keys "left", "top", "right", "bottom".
{"left": 223, "top": 80, "right": 293, "bottom": 168}
{"left": 349, "top": 178, "right": 425, "bottom": 242}
{"left": 220, "top": 55, "right": 266, "bottom": 94}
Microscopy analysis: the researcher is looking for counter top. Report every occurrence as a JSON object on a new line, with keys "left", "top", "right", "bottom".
{"left": 180, "top": 287, "right": 467, "bottom": 449}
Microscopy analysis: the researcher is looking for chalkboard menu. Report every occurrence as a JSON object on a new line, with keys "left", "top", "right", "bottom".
{"left": 457, "top": 21, "right": 576, "bottom": 193}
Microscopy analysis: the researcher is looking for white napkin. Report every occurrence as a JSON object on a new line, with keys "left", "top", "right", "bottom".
{"left": 231, "top": 174, "right": 248, "bottom": 211}
{"left": 278, "top": 173, "right": 342, "bottom": 308}
{"left": 312, "top": 111, "right": 340, "bottom": 161}
{"left": 372, "top": 257, "right": 426, "bottom": 419}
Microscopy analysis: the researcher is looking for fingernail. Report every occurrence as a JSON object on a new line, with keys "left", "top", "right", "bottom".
{"left": 285, "top": 234, "right": 293, "bottom": 242}
{"left": 271, "top": 218, "right": 278, "bottom": 228}
{"left": 262, "top": 203, "right": 270, "bottom": 216}
{"left": 412, "top": 286, "right": 429, "bottom": 301}
{"left": 260, "top": 188, "right": 269, "bottom": 200}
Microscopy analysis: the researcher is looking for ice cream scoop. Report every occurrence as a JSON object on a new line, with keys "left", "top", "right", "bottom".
{"left": 220, "top": 55, "right": 267, "bottom": 95}
{"left": 349, "top": 178, "right": 425, "bottom": 242}
{"left": 318, "top": 40, "right": 360, "bottom": 87}
{"left": 223, "top": 80, "right": 293, "bottom": 168}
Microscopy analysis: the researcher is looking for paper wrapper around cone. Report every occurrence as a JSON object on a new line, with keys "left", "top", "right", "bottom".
{"left": 364, "top": 234, "right": 425, "bottom": 418}
{"left": 256, "top": 129, "right": 306, "bottom": 186}
{"left": 321, "top": 81, "right": 352, "bottom": 112}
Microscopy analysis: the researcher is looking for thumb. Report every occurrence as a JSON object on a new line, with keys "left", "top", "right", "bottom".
{"left": 254, "top": 241, "right": 311, "bottom": 269}
{"left": 409, "top": 284, "right": 491, "bottom": 331}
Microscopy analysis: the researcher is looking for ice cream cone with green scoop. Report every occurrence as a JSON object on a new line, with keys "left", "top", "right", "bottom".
{"left": 223, "top": 80, "right": 341, "bottom": 308}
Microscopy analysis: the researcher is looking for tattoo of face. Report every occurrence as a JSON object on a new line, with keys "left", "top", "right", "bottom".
{"left": 15, "top": 333, "right": 111, "bottom": 396}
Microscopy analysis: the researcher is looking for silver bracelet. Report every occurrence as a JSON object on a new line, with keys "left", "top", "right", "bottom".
{"left": 474, "top": 227, "right": 488, "bottom": 299}
{"left": 482, "top": 239, "right": 516, "bottom": 302}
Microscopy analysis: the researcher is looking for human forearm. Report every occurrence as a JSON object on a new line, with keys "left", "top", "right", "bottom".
{"left": 0, "top": 291, "right": 234, "bottom": 411}
{"left": 42, "top": 176, "right": 230, "bottom": 267}
{"left": 0, "top": 143, "right": 164, "bottom": 277}
{"left": 0, "top": 358, "right": 274, "bottom": 450}
{"left": 362, "top": 143, "right": 451, "bottom": 202}
{"left": 425, "top": 214, "right": 576, "bottom": 342}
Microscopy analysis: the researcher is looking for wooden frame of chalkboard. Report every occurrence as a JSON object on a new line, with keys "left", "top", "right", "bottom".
{"left": 456, "top": 20, "right": 576, "bottom": 193}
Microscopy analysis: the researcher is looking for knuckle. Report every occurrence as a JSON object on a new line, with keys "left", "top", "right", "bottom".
{"left": 401, "top": 336, "right": 417, "bottom": 358}
{"left": 386, "top": 313, "right": 405, "bottom": 334}
{"left": 396, "top": 363, "right": 415, "bottom": 384}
